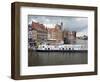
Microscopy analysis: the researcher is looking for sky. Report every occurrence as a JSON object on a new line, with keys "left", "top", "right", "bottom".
{"left": 28, "top": 15, "right": 88, "bottom": 36}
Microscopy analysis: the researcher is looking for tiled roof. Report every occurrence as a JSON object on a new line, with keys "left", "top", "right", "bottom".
{"left": 32, "top": 22, "right": 47, "bottom": 32}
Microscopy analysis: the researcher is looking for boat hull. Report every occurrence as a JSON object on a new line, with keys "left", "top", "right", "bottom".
{"left": 36, "top": 50, "right": 87, "bottom": 52}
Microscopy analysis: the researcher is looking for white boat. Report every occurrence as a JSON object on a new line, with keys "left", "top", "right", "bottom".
{"left": 36, "top": 44, "right": 87, "bottom": 52}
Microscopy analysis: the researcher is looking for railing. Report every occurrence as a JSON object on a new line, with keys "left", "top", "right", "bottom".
{"left": 37, "top": 44, "right": 87, "bottom": 50}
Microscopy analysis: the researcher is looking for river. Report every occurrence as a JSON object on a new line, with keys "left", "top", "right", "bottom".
{"left": 28, "top": 50, "right": 88, "bottom": 66}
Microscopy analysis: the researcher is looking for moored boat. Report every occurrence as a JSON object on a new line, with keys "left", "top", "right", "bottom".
{"left": 36, "top": 44, "right": 87, "bottom": 52}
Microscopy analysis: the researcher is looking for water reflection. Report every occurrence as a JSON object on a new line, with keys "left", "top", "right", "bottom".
{"left": 28, "top": 50, "right": 88, "bottom": 66}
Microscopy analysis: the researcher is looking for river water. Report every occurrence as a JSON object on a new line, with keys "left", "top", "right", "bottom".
{"left": 28, "top": 51, "right": 88, "bottom": 66}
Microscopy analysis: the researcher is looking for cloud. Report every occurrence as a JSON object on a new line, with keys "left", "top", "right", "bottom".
{"left": 63, "top": 18, "right": 88, "bottom": 32}
{"left": 28, "top": 15, "right": 88, "bottom": 32}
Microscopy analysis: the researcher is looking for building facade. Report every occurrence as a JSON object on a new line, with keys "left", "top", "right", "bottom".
{"left": 47, "top": 24, "right": 63, "bottom": 44}
{"left": 28, "top": 24, "right": 34, "bottom": 48}
{"left": 28, "top": 21, "right": 77, "bottom": 49}
{"left": 63, "top": 31, "right": 76, "bottom": 44}
{"left": 32, "top": 21, "right": 48, "bottom": 45}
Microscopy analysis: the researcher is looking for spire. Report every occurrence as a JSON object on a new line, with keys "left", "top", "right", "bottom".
{"left": 60, "top": 22, "right": 63, "bottom": 30}
{"left": 61, "top": 22, "right": 63, "bottom": 27}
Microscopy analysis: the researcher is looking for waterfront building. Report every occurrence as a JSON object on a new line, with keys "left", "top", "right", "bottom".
{"left": 63, "top": 31, "right": 76, "bottom": 44}
{"left": 32, "top": 21, "right": 48, "bottom": 44}
{"left": 28, "top": 24, "right": 34, "bottom": 48}
{"left": 47, "top": 24, "right": 63, "bottom": 44}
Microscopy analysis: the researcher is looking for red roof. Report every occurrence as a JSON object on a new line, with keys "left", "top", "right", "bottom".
{"left": 32, "top": 22, "right": 47, "bottom": 32}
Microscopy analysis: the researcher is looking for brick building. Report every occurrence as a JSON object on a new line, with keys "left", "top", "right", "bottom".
{"left": 32, "top": 21, "right": 48, "bottom": 44}
{"left": 28, "top": 21, "right": 77, "bottom": 48}
{"left": 48, "top": 24, "right": 63, "bottom": 44}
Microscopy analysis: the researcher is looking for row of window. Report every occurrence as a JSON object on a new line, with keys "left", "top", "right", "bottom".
{"left": 40, "top": 47, "right": 85, "bottom": 50}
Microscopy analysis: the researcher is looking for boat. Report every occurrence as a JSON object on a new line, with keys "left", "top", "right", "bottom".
{"left": 36, "top": 44, "right": 87, "bottom": 52}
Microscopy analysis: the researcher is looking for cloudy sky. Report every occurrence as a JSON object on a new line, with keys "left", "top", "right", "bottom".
{"left": 28, "top": 15, "right": 88, "bottom": 36}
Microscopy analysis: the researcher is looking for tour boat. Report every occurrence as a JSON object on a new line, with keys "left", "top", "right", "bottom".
{"left": 36, "top": 44, "right": 87, "bottom": 52}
